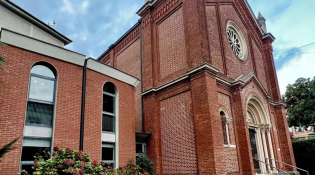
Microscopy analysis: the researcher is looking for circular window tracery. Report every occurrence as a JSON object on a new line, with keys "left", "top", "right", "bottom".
{"left": 226, "top": 21, "right": 248, "bottom": 61}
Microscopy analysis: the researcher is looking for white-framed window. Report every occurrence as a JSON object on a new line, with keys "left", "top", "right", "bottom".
{"left": 101, "top": 82, "right": 118, "bottom": 167}
{"left": 102, "top": 82, "right": 116, "bottom": 133}
{"left": 102, "top": 143, "right": 115, "bottom": 167}
{"left": 136, "top": 142, "right": 146, "bottom": 158}
{"left": 20, "top": 138, "right": 51, "bottom": 173}
{"left": 26, "top": 64, "right": 56, "bottom": 127}
{"left": 20, "top": 63, "right": 57, "bottom": 174}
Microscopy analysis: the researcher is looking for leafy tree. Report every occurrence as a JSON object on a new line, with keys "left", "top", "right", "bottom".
{"left": 0, "top": 138, "right": 19, "bottom": 163}
{"left": 282, "top": 77, "right": 315, "bottom": 128}
{"left": 0, "top": 41, "right": 6, "bottom": 68}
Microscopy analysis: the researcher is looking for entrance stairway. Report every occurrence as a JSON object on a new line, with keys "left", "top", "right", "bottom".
{"left": 254, "top": 157, "right": 307, "bottom": 175}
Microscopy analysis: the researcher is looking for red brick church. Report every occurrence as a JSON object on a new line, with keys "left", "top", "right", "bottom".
{"left": 0, "top": 0, "right": 298, "bottom": 174}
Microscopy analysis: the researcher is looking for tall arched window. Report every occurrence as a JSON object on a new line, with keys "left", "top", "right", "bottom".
{"left": 21, "top": 63, "right": 57, "bottom": 173}
{"left": 102, "top": 82, "right": 116, "bottom": 132}
{"left": 102, "top": 82, "right": 117, "bottom": 167}
{"left": 220, "top": 111, "right": 230, "bottom": 145}
{"left": 26, "top": 64, "right": 56, "bottom": 126}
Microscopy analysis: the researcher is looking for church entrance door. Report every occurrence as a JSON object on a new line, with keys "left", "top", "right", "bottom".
{"left": 249, "top": 129, "right": 261, "bottom": 174}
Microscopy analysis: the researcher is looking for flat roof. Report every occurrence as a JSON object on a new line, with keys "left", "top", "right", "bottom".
{"left": 0, "top": 0, "right": 72, "bottom": 45}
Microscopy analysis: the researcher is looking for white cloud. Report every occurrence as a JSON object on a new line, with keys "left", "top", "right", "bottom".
{"left": 249, "top": 0, "right": 315, "bottom": 95}
{"left": 267, "top": 0, "right": 315, "bottom": 55}
{"left": 60, "top": 0, "right": 89, "bottom": 15}
{"left": 60, "top": 0, "right": 75, "bottom": 15}
{"left": 277, "top": 53, "right": 315, "bottom": 95}
{"left": 81, "top": 1, "right": 89, "bottom": 14}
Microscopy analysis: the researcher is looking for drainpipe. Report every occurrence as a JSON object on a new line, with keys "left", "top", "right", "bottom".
{"left": 139, "top": 19, "right": 145, "bottom": 133}
{"left": 80, "top": 58, "right": 88, "bottom": 151}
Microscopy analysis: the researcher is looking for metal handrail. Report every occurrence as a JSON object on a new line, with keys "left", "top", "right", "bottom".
{"left": 266, "top": 158, "right": 309, "bottom": 175}
{"left": 254, "top": 157, "right": 289, "bottom": 174}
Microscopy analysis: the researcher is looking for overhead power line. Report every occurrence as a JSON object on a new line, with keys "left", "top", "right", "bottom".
{"left": 274, "top": 42, "right": 315, "bottom": 57}
{"left": 274, "top": 51, "right": 315, "bottom": 58}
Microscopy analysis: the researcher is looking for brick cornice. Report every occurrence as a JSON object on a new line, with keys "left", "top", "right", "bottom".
{"left": 141, "top": 0, "right": 181, "bottom": 28}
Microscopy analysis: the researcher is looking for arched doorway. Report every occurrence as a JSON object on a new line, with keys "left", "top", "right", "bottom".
{"left": 246, "top": 96, "right": 277, "bottom": 174}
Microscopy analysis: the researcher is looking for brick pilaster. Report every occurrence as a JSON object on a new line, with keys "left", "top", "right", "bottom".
{"left": 274, "top": 105, "right": 296, "bottom": 171}
{"left": 232, "top": 86, "right": 256, "bottom": 175}
{"left": 143, "top": 93, "right": 162, "bottom": 174}
{"left": 190, "top": 68, "right": 226, "bottom": 174}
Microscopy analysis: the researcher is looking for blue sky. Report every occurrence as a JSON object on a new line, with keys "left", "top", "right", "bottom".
{"left": 10, "top": 0, "right": 315, "bottom": 95}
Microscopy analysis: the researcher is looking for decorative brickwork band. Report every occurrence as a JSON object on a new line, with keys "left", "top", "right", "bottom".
{"left": 142, "top": 0, "right": 180, "bottom": 27}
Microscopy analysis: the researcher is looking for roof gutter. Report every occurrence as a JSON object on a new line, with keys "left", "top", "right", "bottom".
{"left": 79, "top": 58, "right": 88, "bottom": 151}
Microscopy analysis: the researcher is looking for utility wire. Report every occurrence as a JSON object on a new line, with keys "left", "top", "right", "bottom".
{"left": 274, "top": 42, "right": 315, "bottom": 57}
{"left": 274, "top": 51, "right": 315, "bottom": 58}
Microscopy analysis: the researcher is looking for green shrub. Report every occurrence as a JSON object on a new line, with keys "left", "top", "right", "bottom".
{"left": 24, "top": 147, "right": 148, "bottom": 175}
{"left": 136, "top": 154, "right": 155, "bottom": 175}
{"left": 292, "top": 138, "right": 315, "bottom": 175}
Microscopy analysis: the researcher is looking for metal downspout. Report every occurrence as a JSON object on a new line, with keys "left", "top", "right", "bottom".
{"left": 80, "top": 58, "right": 88, "bottom": 150}
{"left": 139, "top": 19, "right": 144, "bottom": 133}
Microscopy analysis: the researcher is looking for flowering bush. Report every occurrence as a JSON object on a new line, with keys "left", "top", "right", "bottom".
{"left": 30, "top": 147, "right": 148, "bottom": 175}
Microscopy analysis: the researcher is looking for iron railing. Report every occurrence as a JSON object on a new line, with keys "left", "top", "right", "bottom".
{"left": 266, "top": 158, "right": 309, "bottom": 175}
{"left": 254, "top": 157, "right": 289, "bottom": 174}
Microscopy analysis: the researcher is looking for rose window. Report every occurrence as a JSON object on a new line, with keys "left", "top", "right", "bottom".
{"left": 226, "top": 21, "right": 248, "bottom": 61}
{"left": 227, "top": 28, "right": 242, "bottom": 58}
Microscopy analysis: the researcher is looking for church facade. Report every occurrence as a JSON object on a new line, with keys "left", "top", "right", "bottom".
{"left": 98, "top": 0, "right": 297, "bottom": 174}
{"left": 0, "top": 0, "right": 298, "bottom": 174}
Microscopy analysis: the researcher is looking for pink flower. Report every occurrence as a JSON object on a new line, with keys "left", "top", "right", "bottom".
{"left": 79, "top": 161, "right": 86, "bottom": 168}
{"left": 64, "top": 159, "right": 75, "bottom": 165}
{"left": 33, "top": 164, "right": 41, "bottom": 168}
{"left": 34, "top": 153, "right": 40, "bottom": 156}
{"left": 79, "top": 169, "right": 85, "bottom": 174}
{"left": 91, "top": 160, "right": 98, "bottom": 168}
{"left": 57, "top": 164, "right": 63, "bottom": 169}
{"left": 75, "top": 151, "right": 83, "bottom": 159}
{"left": 66, "top": 148, "right": 73, "bottom": 155}
{"left": 101, "top": 162, "right": 105, "bottom": 166}
{"left": 53, "top": 147, "right": 59, "bottom": 151}
{"left": 72, "top": 169, "right": 79, "bottom": 175}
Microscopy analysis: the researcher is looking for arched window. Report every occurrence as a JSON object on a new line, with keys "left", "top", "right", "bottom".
{"left": 102, "top": 82, "right": 117, "bottom": 167}
{"left": 102, "top": 82, "right": 116, "bottom": 132}
{"left": 220, "top": 110, "right": 230, "bottom": 145}
{"left": 26, "top": 64, "right": 56, "bottom": 126}
{"left": 21, "top": 63, "right": 57, "bottom": 173}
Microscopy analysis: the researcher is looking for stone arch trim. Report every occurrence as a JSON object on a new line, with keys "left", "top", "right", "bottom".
{"left": 246, "top": 94, "right": 271, "bottom": 125}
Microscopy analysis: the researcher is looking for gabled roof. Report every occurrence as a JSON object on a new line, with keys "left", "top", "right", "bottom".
{"left": 232, "top": 72, "right": 270, "bottom": 98}
{"left": 0, "top": 0, "right": 72, "bottom": 45}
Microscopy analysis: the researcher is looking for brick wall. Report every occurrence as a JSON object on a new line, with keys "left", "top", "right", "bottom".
{"left": 219, "top": 4, "right": 255, "bottom": 80}
{"left": 0, "top": 45, "right": 136, "bottom": 174}
{"left": 218, "top": 92, "right": 239, "bottom": 172}
{"left": 224, "top": 147, "right": 240, "bottom": 173}
{"left": 84, "top": 69, "right": 136, "bottom": 165}
{"left": 251, "top": 39, "right": 268, "bottom": 91}
{"left": 158, "top": 7, "right": 187, "bottom": 80}
{"left": 206, "top": 5, "right": 224, "bottom": 73}
{"left": 160, "top": 91, "right": 197, "bottom": 174}
{"left": 116, "top": 39, "right": 142, "bottom": 132}
{"left": 0, "top": 45, "right": 82, "bottom": 174}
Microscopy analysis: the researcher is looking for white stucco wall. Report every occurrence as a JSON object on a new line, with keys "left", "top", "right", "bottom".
{"left": 0, "top": 5, "right": 64, "bottom": 47}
